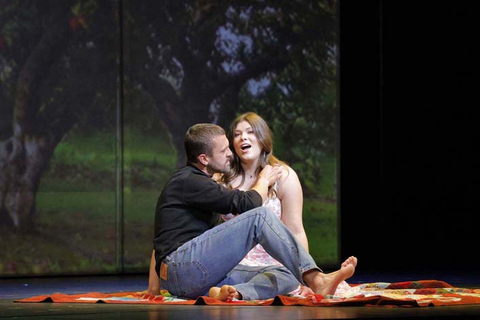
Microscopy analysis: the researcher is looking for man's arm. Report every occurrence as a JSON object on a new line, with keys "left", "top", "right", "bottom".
{"left": 184, "top": 165, "right": 281, "bottom": 215}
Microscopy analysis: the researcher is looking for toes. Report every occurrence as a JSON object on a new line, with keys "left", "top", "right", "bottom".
{"left": 350, "top": 256, "right": 358, "bottom": 267}
{"left": 341, "top": 256, "right": 358, "bottom": 268}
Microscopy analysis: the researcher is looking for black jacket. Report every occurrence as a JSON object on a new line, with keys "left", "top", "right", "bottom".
{"left": 153, "top": 164, "right": 262, "bottom": 274}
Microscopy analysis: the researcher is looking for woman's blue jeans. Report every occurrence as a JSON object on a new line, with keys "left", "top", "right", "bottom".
{"left": 160, "top": 206, "right": 321, "bottom": 299}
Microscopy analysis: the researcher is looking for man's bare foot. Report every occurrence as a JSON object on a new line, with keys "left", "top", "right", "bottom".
{"left": 341, "top": 256, "right": 358, "bottom": 269}
{"left": 303, "top": 263, "right": 355, "bottom": 296}
{"left": 208, "top": 285, "right": 241, "bottom": 301}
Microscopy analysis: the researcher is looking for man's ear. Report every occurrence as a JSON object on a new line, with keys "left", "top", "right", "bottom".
{"left": 198, "top": 154, "right": 209, "bottom": 166}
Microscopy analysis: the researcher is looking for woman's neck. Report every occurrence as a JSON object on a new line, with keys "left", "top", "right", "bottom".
{"left": 241, "top": 159, "right": 260, "bottom": 179}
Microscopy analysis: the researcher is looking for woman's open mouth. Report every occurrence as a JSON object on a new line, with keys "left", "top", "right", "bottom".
{"left": 240, "top": 144, "right": 251, "bottom": 152}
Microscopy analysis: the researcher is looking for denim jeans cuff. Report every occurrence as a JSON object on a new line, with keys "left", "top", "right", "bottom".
{"left": 300, "top": 266, "right": 322, "bottom": 273}
{"left": 299, "top": 266, "right": 323, "bottom": 285}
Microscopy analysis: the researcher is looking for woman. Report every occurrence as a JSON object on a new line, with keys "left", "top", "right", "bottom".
{"left": 219, "top": 112, "right": 308, "bottom": 266}
{"left": 209, "top": 112, "right": 355, "bottom": 300}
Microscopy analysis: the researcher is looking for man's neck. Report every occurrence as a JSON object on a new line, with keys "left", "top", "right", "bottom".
{"left": 190, "top": 162, "right": 212, "bottom": 176}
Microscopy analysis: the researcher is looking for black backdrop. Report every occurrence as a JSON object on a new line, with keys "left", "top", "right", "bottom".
{"left": 339, "top": 1, "right": 479, "bottom": 272}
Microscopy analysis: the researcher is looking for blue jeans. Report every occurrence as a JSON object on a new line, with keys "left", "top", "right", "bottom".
{"left": 215, "top": 264, "right": 300, "bottom": 300}
{"left": 160, "top": 206, "right": 321, "bottom": 299}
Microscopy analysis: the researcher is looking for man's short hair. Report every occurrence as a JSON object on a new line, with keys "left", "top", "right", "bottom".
{"left": 184, "top": 123, "right": 226, "bottom": 164}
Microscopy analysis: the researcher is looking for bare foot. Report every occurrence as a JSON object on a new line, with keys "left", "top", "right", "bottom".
{"left": 325, "top": 255, "right": 358, "bottom": 279}
{"left": 341, "top": 256, "right": 358, "bottom": 269}
{"left": 303, "top": 263, "right": 355, "bottom": 296}
{"left": 208, "top": 285, "right": 241, "bottom": 301}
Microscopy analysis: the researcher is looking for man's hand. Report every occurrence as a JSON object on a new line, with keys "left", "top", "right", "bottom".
{"left": 147, "top": 250, "right": 160, "bottom": 296}
{"left": 258, "top": 164, "right": 282, "bottom": 187}
{"left": 251, "top": 165, "right": 282, "bottom": 203}
{"left": 147, "top": 277, "right": 160, "bottom": 296}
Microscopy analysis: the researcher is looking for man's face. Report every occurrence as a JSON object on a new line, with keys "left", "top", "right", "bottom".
{"left": 205, "top": 135, "right": 233, "bottom": 174}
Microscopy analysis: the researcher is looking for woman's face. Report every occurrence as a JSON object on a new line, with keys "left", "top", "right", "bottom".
{"left": 233, "top": 120, "right": 263, "bottom": 164}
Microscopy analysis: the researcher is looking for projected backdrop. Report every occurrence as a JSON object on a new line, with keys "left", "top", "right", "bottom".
{"left": 0, "top": 0, "right": 338, "bottom": 276}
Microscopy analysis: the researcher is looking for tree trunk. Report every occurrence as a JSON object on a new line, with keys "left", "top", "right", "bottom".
{"left": 0, "top": 135, "right": 56, "bottom": 230}
{"left": 0, "top": 1, "right": 117, "bottom": 229}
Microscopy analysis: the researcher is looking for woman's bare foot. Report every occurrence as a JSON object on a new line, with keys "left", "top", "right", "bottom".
{"left": 208, "top": 285, "right": 241, "bottom": 301}
{"left": 325, "top": 256, "right": 358, "bottom": 278}
{"left": 299, "top": 256, "right": 357, "bottom": 295}
{"left": 303, "top": 263, "right": 355, "bottom": 296}
{"left": 341, "top": 256, "right": 358, "bottom": 269}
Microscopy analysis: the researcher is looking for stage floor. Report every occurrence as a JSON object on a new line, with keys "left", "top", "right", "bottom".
{"left": 2, "top": 268, "right": 480, "bottom": 319}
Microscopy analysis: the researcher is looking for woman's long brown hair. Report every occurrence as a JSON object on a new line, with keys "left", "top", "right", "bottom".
{"left": 221, "top": 112, "right": 287, "bottom": 195}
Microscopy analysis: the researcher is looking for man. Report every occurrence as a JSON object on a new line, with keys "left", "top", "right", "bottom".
{"left": 150, "top": 123, "right": 355, "bottom": 300}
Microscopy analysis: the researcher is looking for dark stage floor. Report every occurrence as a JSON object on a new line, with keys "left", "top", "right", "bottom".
{"left": 1, "top": 268, "right": 480, "bottom": 319}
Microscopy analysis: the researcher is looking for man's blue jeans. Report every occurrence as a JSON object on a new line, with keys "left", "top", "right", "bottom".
{"left": 160, "top": 206, "right": 321, "bottom": 299}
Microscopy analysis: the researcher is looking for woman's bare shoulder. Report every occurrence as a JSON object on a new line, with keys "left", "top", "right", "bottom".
{"left": 277, "top": 164, "right": 302, "bottom": 200}
{"left": 279, "top": 164, "right": 298, "bottom": 182}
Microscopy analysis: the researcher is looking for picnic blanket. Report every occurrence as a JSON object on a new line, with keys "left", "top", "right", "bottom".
{"left": 15, "top": 280, "right": 480, "bottom": 307}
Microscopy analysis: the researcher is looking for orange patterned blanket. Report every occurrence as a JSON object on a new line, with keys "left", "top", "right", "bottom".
{"left": 15, "top": 280, "right": 480, "bottom": 307}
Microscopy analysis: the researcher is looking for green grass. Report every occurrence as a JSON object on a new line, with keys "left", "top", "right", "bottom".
{"left": 40, "top": 128, "right": 176, "bottom": 192}
{"left": 51, "top": 128, "right": 175, "bottom": 170}
{"left": 0, "top": 225, "right": 115, "bottom": 275}
{"left": 124, "top": 129, "right": 176, "bottom": 166}
{"left": 34, "top": 191, "right": 117, "bottom": 273}
{"left": 52, "top": 131, "right": 117, "bottom": 171}
{"left": 37, "top": 191, "right": 116, "bottom": 217}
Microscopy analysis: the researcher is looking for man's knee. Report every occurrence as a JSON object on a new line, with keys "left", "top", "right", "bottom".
{"left": 244, "top": 206, "right": 274, "bottom": 218}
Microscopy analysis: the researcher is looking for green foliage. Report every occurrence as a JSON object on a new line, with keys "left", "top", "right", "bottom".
{"left": 238, "top": 81, "right": 338, "bottom": 199}
{"left": 235, "top": 5, "right": 338, "bottom": 198}
{"left": 71, "top": 0, "right": 97, "bottom": 16}
{"left": 291, "top": 155, "right": 337, "bottom": 199}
